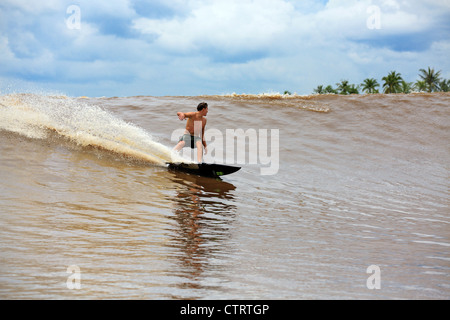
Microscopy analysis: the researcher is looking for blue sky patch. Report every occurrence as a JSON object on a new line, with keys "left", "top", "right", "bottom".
{"left": 0, "top": 0, "right": 449, "bottom": 97}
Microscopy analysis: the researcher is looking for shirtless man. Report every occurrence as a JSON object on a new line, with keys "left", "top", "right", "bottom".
{"left": 173, "top": 102, "right": 208, "bottom": 163}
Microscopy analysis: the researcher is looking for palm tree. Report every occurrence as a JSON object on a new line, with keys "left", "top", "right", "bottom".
{"left": 382, "top": 71, "right": 403, "bottom": 93}
{"left": 324, "top": 85, "right": 337, "bottom": 94}
{"left": 336, "top": 80, "right": 351, "bottom": 95}
{"left": 414, "top": 80, "right": 427, "bottom": 92}
{"left": 313, "top": 85, "right": 324, "bottom": 94}
{"left": 401, "top": 81, "right": 414, "bottom": 94}
{"left": 348, "top": 84, "right": 360, "bottom": 94}
{"left": 439, "top": 79, "right": 450, "bottom": 92}
{"left": 419, "top": 67, "right": 442, "bottom": 92}
{"left": 361, "top": 78, "right": 380, "bottom": 94}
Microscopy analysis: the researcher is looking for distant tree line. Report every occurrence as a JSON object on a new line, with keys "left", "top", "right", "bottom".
{"left": 307, "top": 67, "right": 449, "bottom": 95}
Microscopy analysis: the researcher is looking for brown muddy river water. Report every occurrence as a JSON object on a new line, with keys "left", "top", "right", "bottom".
{"left": 0, "top": 92, "right": 448, "bottom": 299}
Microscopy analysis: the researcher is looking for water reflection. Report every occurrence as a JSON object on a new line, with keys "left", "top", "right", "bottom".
{"left": 166, "top": 171, "right": 237, "bottom": 291}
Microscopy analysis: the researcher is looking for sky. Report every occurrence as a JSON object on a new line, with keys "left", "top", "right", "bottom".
{"left": 0, "top": 0, "right": 449, "bottom": 97}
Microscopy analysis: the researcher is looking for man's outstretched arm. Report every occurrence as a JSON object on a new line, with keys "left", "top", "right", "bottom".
{"left": 177, "top": 112, "right": 195, "bottom": 120}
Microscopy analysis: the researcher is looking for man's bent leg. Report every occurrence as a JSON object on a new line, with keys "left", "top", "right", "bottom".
{"left": 196, "top": 140, "right": 203, "bottom": 163}
{"left": 174, "top": 141, "right": 185, "bottom": 152}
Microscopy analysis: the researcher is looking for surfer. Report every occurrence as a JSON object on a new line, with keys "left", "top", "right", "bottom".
{"left": 173, "top": 102, "right": 208, "bottom": 163}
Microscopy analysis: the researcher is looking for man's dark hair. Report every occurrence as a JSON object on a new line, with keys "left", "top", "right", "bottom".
{"left": 197, "top": 102, "right": 208, "bottom": 111}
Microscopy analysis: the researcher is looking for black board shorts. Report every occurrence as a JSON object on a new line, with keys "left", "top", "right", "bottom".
{"left": 179, "top": 134, "right": 201, "bottom": 149}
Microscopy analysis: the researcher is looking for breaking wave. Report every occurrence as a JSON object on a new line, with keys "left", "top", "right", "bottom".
{"left": 0, "top": 93, "right": 187, "bottom": 165}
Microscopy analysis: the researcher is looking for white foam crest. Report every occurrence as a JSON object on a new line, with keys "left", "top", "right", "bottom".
{"left": 0, "top": 94, "right": 187, "bottom": 165}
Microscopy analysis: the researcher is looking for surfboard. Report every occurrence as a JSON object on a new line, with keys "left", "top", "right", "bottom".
{"left": 167, "top": 162, "right": 241, "bottom": 178}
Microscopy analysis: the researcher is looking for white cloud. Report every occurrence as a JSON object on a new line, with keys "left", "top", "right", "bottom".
{"left": 0, "top": 0, "right": 449, "bottom": 96}
{"left": 132, "top": 0, "right": 448, "bottom": 57}
{"left": 133, "top": 0, "right": 295, "bottom": 55}
{"left": 0, "top": 0, "right": 64, "bottom": 13}
{"left": 79, "top": 0, "right": 136, "bottom": 18}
